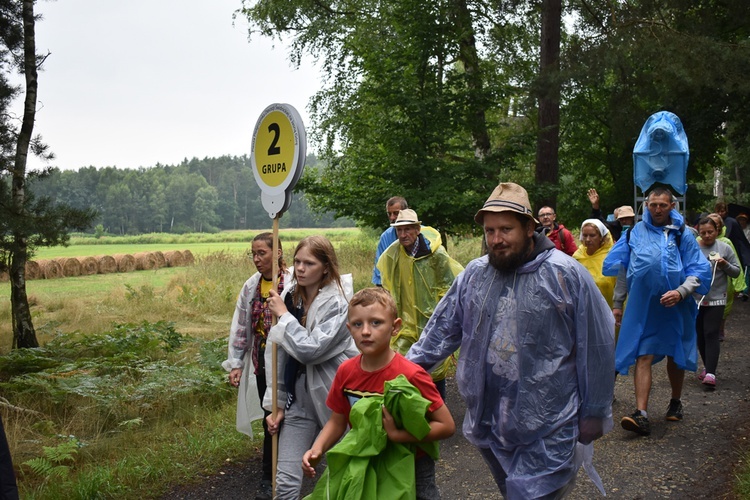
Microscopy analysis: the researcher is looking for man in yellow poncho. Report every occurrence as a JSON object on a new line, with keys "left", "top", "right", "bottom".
{"left": 377, "top": 209, "right": 463, "bottom": 399}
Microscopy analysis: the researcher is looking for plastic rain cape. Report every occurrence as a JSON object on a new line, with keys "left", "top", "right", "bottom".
{"left": 407, "top": 240, "right": 615, "bottom": 498}
{"left": 573, "top": 236, "right": 617, "bottom": 308}
{"left": 603, "top": 209, "right": 711, "bottom": 374}
{"left": 377, "top": 226, "right": 463, "bottom": 381}
{"left": 263, "top": 276, "right": 359, "bottom": 427}
{"left": 304, "top": 375, "right": 437, "bottom": 500}
{"left": 633, "top": 111, "right": 689, "bottom": 195}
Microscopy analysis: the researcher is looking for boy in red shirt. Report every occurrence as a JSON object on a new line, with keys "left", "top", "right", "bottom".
{"left": 302, "top": 287, "right": 455, "bottom": 498}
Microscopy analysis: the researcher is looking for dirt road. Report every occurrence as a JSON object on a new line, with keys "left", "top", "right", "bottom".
{"left": 165, "top": 299, "right": 750, "bottom": 499}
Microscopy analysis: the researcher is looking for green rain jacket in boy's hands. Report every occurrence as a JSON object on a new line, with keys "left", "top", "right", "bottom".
{"left": 305, "top": 375, "right": 438, "bottom": 500}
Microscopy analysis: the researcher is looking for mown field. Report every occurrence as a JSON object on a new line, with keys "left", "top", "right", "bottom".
{"left": 0, "top": 228, "right": 482, "bottom": 499}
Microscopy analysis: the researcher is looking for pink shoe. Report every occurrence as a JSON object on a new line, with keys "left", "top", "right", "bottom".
{"left": 702, "top": 373, "right": 716, "bottom": 387}
{"left": 697, "top": 368, "right": 706, "bottom": 381}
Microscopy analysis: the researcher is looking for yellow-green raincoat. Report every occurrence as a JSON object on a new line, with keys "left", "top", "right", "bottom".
{"left": 377, "top": 226, "right": 463, "bottom": 381}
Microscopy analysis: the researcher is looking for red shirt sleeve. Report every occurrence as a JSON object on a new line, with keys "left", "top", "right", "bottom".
{"left": 326, "top": 363, "right": 351, "bottom": 416}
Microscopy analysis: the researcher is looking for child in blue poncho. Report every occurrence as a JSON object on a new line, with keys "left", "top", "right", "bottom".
{"left": 302, "top": 288, "right": 455, "bottom": 499}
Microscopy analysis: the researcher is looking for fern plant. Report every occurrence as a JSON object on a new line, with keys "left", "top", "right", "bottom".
{"left": 23, "top": 437, "right": 80, "bottom": 481}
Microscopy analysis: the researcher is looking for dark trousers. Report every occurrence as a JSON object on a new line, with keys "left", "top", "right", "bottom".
{"left": 0, "top": 415, "right": 19, "bottom": 500}
{"left": 697, "top": 305, "right": 724, "bottom": 374}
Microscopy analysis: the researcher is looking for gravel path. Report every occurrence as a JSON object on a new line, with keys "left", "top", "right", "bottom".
{"left": 164, "top": 299, "right": 750, "bottom": 499}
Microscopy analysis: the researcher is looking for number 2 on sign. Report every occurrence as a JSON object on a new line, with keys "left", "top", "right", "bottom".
{"left": 267, "top": 123, "right": 281, "bottom": 155}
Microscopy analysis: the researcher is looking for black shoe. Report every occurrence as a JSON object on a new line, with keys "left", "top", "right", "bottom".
{"left": 621, "top": 410, "right": 651, "bottom": 436}
{"left": 256, "top": 479, "right": 272, "bottom": 500}
{"left": 666, "top": 399, "right": 683, "bottom": 421}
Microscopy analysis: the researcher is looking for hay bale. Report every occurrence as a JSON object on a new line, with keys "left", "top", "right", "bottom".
{"left": 133, "top": 252, "right": 157, "bottom": 271}
{"left": 77, "top": 256, "right": 99, "bottom": 275}
{"left": 40, "top": 259, "right": 63, "bottom": 279}
{"left": 163, "top": 250, "right": 185, "bottom": 267}
{"left": 113, "top": 254, "right": 136, "bottom": 273}
{"left": 96, "top": 255, "right": 117, "bottom": 274}
{"left": 151, "top": 251, "right": 166, "bottom": 269}
{"left": 25, "top": 260, "right": 42, "bottom": 280}
{"left": 182, "top": 249, "right": 195, "bottom": 265}
{"left": 53, "top": 257, "right": 82, "bottom": 277}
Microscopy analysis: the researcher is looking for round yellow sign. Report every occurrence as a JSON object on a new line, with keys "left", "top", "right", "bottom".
{"left": 253, "top": 110, "right": 297, "bottom": 188}
{"left": 251, "top": 103, "right": 306, "bottom": 217}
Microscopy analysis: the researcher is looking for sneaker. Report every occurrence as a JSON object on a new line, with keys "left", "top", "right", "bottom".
{"left": 702, "top": 373, "right": 716, "bottom": 388}
{"left": 697, "top": 368, "right": 706, "bottom": 381}
{"left": 621, "top": 410, "right": 651, "bottom": 436}
{"left": 666, "top": 399, "right": 683, "bottom": 421}
{"left": 256, "top": 479, "right": 272, "bottom": 500}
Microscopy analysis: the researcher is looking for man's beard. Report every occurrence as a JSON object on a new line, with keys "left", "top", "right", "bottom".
{"left": 488, "top": 237, "right": 532, "bottom": 272}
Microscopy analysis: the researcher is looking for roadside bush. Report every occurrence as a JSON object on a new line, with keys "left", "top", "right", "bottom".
{"left": 0, "top": 321, "right": 232, "bottom": 443}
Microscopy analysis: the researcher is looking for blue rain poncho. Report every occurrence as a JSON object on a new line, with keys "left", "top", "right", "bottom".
{"left": 602, "top": 209, "right": 711, "bottom": 374}
{"left": 407, "top": 238, "right": 615, "bottom": 498}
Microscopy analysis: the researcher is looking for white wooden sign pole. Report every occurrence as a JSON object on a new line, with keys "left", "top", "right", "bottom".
{"left": 250, "top": 103, "right": 306, "bottom": 498}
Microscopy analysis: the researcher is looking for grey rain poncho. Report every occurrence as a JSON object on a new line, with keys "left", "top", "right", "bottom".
{"left": 263, "top": 276, "right": 359, "bottom": 428}
{"left": 408, "top": 244, "right": 615, "bottom": 498}
{"left": 222, "top": 269, "right": 294, "bottom": 437}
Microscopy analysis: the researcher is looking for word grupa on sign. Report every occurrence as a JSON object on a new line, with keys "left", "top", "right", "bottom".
{"left": 262, "top": 162, "right": 287, "bottom": 174}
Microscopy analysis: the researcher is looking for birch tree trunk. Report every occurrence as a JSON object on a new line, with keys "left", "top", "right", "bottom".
{"left": 10, "top": 0, "right": 39, "bottom": 348}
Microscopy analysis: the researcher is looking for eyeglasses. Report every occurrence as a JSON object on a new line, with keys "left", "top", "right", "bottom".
{"left": 538, "top": 212, "right": 555, "bottom": 218}
{"left": 387, "top": 211, "right": 400, "bottom": 217}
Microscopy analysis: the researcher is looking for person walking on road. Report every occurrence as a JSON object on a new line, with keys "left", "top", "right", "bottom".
{"left": 603, "top": 187, "right": 711, "bottom": 436}
{"left": 372, "top": 196, "right": 418, "bottom": 286}
{"left": 407, "top": 182, "right": 615, "bottom": 498}
{"left": 694, "top": 216, "right": 741, "bottom": 388}
{"left": 222, "top": 233, "right": 292, "bottom": 500}
{"left": 377, "top": 209, "right": 463, "bottom": 399}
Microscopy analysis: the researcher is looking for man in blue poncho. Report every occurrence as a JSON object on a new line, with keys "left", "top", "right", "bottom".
{"left": 407, "top": 182, "right": 615, "bottom": 499}
{"left": 603, "top": 187, "right": 711, "bottom": 437}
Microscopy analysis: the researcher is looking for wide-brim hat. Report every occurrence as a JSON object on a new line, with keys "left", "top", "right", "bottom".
{"left": 474, "top": 182, "right": 538, "bottom": 224}
{"left": 390, "top": 209, "right": 422, "bottom": 227}
{"left": 616, "top": 205, "right": 635, "bottom": 220}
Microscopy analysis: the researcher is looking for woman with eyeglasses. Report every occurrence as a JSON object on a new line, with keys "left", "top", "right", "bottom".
{"left": 223, "top": 232, "right": 293, "bottom": 500}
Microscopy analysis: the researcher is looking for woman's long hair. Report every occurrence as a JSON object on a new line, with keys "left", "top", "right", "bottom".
{"left": 291, "top": 235, "right": 342, "bottom": 305}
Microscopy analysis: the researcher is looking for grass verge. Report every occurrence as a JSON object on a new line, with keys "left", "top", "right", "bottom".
{"left": 1, "top": 228, "right": 485, "bottom": 498}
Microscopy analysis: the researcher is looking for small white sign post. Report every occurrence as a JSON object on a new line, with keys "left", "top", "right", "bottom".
{"left": 250, "top": 103, "right": 306, "bottom": 496}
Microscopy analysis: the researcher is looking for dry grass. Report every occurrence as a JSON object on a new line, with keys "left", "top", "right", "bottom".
{"left": 0, "top": 228, "right": 486, "bottom": 498}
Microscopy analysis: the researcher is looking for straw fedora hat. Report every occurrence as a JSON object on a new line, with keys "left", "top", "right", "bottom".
{"left": 390, "top": 209, "right": 422, "bottom": 227}
{"left": 474, "top": 182, "right": 537, "bottom": 224}
{"left": 616, "top": 205, "right": 635, "bottom": 220}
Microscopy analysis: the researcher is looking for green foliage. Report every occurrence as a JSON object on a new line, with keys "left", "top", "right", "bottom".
{"left": 239, "top": 0, "right": 750, "bottom": 231}
{"left": 93, "top": 224, "right": 106, "bottom": 239}
{"left": 261, "top": 0, "right": 533, "bottom": 234}
{"left": 0, "top": 321, "right": 230, "bottom": 438}
{"left": 23, "top": 437, "right": 80, "bottom": 481}
{"left": 28, "top": 156, "right": 356, "bottom": 235}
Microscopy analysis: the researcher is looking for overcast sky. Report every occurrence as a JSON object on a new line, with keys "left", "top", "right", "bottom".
{"left": 20, "top": 0, "right": 320, "bottom": 171}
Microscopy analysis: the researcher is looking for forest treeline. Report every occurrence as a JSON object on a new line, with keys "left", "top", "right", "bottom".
{"left": 27, "top": 154, "right": 354, "bottom": 235}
